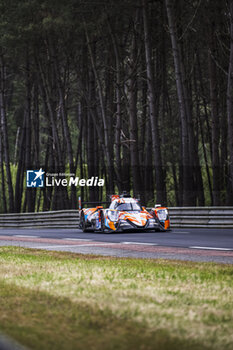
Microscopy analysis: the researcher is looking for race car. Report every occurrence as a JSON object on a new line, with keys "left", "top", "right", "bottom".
{"left": 79, "top": 194, "right": 170, "bottom": 233}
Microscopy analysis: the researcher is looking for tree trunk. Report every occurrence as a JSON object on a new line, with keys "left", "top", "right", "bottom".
{"left": 208, "top": 37, "right": 221, "bottom": 205}
{"left": 127, "top": 16, "right": 142, "bottom": 198}
{"left": 37, "top": 57, "right": 63, "bottom": 169}
{"left": 108, "top": 19, "right": 122, "bottom": 191}
{"left": 25, "top": 55, "right": 35, "bottom": 212}
{"left": 85, "top": 25, "right": 114, "bottom": 193}
{"left": 227, "top": 0, "right": 233, "bottom": 204}
{"left": 142, "top": 0, "right": 166, "bottom": 204}
{"left": 165, "top": 0, "right": 195, "bottom": 206}
{"left": 14, "top": 116, "right": 26, "bottom": 213}
{"left": 0, "top": 54, "right": 14, "bottom": 212}
{"left": 52, "top": 48, "right": 77, "bottom": 208}
{"left": 196, "top": 53, "right": 213, "bottom": 205}
{"left": 0, "top": 130, "right": 7, "bottom": 212}
{"left": 144, "top": 117, "right": 154, "bottom": 205}
{"left": 87, "top": 68, "right": 97, "bottom": 202}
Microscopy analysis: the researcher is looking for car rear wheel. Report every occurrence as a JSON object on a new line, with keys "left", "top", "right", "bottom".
{"left": 80, "top": 212, "right": 88, "bottom": 232}
{"left": 100, "top": 211, "right": 106, "bottom": 232}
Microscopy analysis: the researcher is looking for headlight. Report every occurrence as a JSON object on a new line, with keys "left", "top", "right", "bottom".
{"left": 157, "top": 209, "right": 168, "bottom": 221}
{"left": 107, "top": 210, "right": 119, "bottom": 222}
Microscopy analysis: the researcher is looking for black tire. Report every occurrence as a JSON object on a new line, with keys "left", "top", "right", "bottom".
{"left": 158, "top": 222, "right": 166, "bottom": 232}
{"left": 80, "top": 212, "right": 88, "bottom": 232}
{"left": 151, "top": 211, "right": 166, "bottom": 232}
{"left": 100, "top": 211, "right": 105, "bottom": 232}
{"left": 100, "top": 211, "right": 113, "bottom": 233}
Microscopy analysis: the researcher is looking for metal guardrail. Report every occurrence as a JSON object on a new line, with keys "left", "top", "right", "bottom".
{"left": 169, "top": 207, "right": 233, "bottom": 228}
{"left": 0, "top": 207, "right": 232, "bottom": 229}
{"left": 0, "top": 210, "right": 80, "bottom": 229}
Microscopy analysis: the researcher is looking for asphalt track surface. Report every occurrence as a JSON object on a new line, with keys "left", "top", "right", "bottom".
{"left": 0, "top": 227, "right": 233, "bottom": 264}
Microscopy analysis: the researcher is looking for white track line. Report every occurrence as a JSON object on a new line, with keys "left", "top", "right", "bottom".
{"left": 120, "top": 242, "right": 158, "bottom": 246}
{"left": 13, "top": 235, "right": 40, "bottom": 238}
{"left": 34, "top": 243, "right": 117, "bottom": 249}
{"left": 173, "top": 231, "right": 190, "bottom": 234}
{"left": 189, "top": 246, "right": 233, "bottom": 251}
{"left": 62, "top": 238, "right": 93, "bottom": 241}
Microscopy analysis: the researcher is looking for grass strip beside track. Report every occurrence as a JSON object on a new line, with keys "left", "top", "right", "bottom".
{"left": 0, "top": 247, "right": 232, "bottom": 350}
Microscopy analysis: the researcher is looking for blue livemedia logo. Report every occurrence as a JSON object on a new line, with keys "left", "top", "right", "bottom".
{"left": 26, "top": 169, "right": 45, "bottom": 188}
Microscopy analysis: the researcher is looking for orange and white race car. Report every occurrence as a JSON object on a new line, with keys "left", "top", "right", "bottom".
{"left": 79, "top": 194, "right": 170, "bottom": 233}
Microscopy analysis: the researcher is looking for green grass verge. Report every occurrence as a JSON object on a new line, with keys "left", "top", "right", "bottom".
{"left": 0, "top": 247, "right": 233, "bottom": 350}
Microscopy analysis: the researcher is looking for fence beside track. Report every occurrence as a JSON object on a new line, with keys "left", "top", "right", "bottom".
{"left": 169, "top": 207, "right": 233, "bottom": 228}
{"left": 0, "top": 207, "right": 233, "bottom": 229}
{"left": 0, "top": 210, "right": 80, "bottom": 229}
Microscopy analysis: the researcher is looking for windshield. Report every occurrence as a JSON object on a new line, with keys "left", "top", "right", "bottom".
{"left": 116, "top": 202, "right": 142, "bottom": 211}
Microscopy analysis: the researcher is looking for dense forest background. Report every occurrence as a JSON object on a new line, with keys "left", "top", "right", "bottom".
{"left": 0, "top": 0, "right": 233, "bottom": 213}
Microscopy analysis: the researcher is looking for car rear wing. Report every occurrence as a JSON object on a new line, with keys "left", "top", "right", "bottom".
{"left": 78, "top": 193, "right": 141, "bottom": 209}
{"left": 78, "top": 197, "right": 110, "bottom": 210}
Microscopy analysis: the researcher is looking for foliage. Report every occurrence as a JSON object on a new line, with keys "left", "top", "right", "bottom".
{"left": 0, "top": 0, "right": 233, "bottom": 212}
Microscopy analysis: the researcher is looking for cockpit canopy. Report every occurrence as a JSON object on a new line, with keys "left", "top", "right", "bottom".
{"left": 109, "top": 200, "right": 142, "bottom": 211}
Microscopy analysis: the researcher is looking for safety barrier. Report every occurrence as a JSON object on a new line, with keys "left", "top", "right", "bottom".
{"left": 0, "top": 207, "right": 232, "bottom": 229}
{"left": 0, "top": 210, "right": 80, "bottom": 229}
{"left": 169, "top": 207, "right": 233, "bottom": 228}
